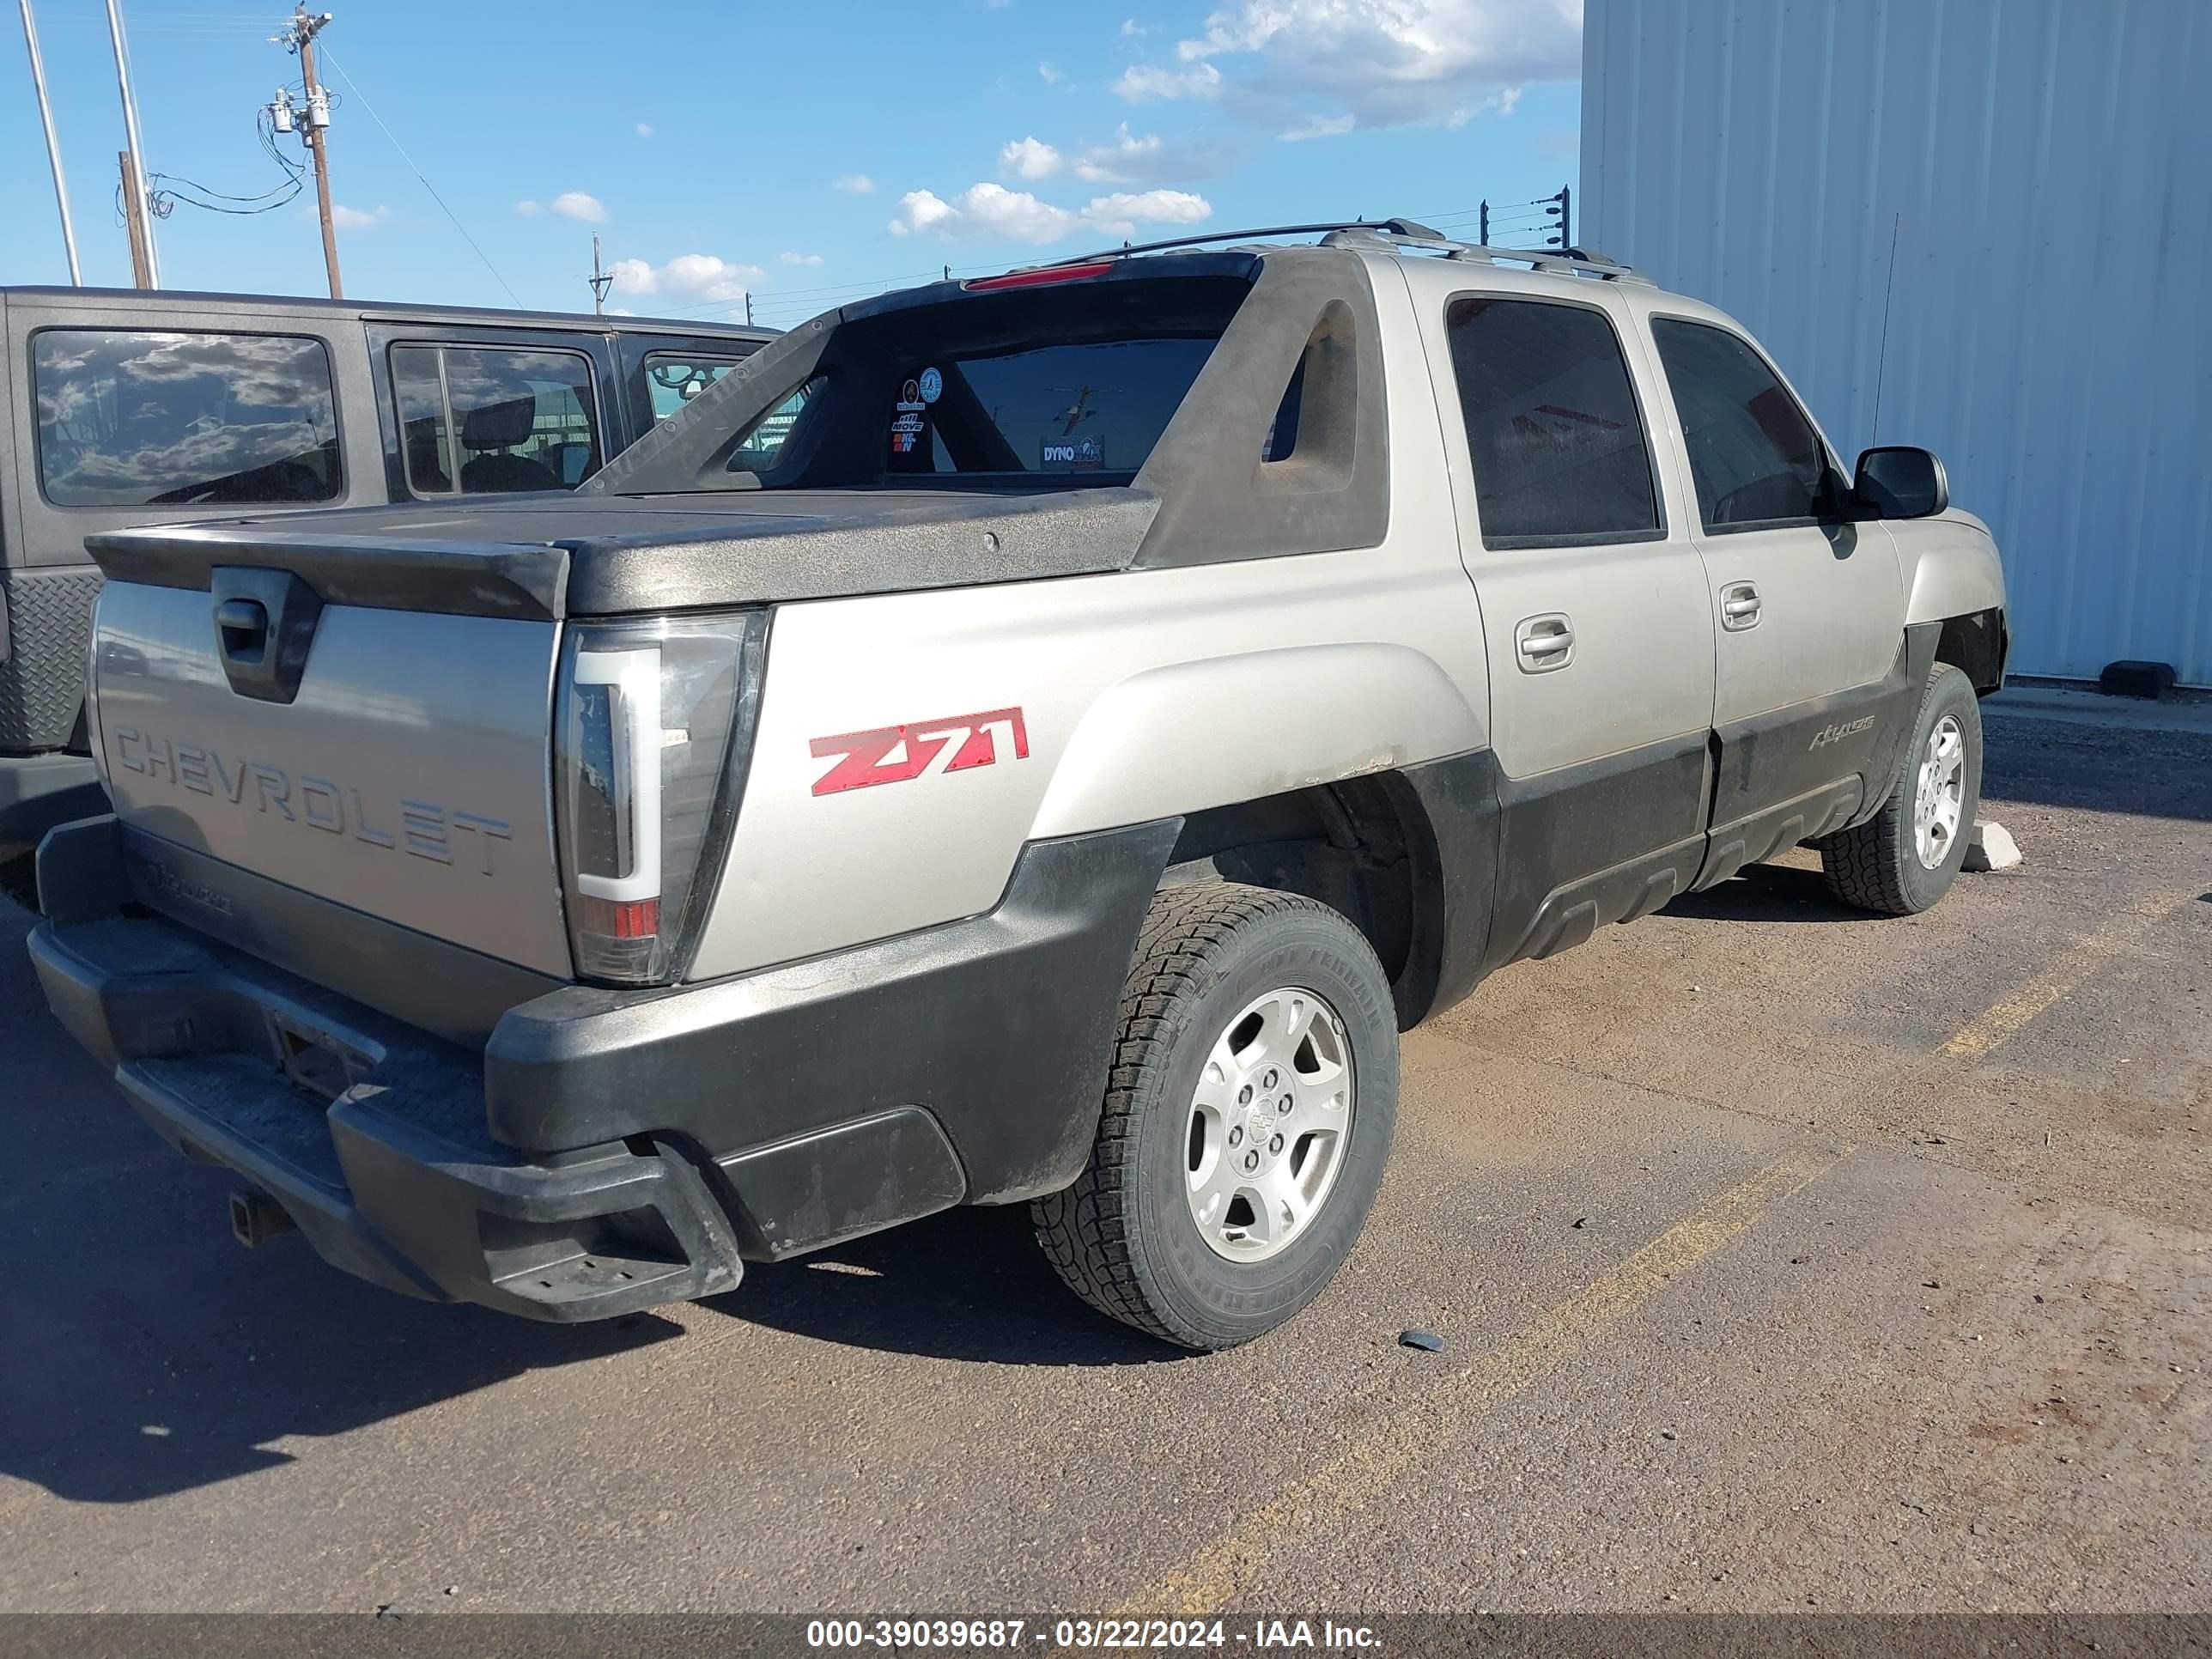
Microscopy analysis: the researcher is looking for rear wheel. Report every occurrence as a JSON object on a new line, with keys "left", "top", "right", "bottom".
{"left": 1822, "top": 661, "right": 1983, "bottom": 915}
{"left": 1032, "top": 883, "right": 1398, "bottom": 1351}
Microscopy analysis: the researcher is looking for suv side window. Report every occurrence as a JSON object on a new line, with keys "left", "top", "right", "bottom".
{"left": 389, "top": 343, "right": 601, "bottom": 495}
{"left": 1444, "top": 295, "right": 1662, "bottom": 549}
{"left": 644, "top": 353, "right": 743, "bottom": 422}
{"left": 1649, "top": 317, "right": 1830, "bottom": 531}
{"left": 31, "top": 329, "right": 340, "bottom": 507}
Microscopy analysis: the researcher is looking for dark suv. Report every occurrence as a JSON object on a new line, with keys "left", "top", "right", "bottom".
{"left": 0, "top": 286, "right": 771, "bottom": 844}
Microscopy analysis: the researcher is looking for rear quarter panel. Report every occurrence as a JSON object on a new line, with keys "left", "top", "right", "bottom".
{"left": 690, "top": 260, "right": 1492, "bottom": 980}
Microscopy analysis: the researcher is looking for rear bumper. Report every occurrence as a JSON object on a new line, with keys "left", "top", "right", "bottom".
{"left": 28, "top": 908, "right": 746, "bottom": 1322}
{"left": 27, "top": 812, "right": 1176, "bottom": 1321}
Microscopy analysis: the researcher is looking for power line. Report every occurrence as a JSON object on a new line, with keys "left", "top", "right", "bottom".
{"left": 316, "top": 45, "right": 520, "bottom": 306}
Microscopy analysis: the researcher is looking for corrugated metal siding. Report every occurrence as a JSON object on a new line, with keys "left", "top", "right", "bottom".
{"left": 1582, "top": 0, "right": 2212, "bottom": 684}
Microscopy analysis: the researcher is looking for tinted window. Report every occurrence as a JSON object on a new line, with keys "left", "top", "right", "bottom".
{"left": 726, "top": 380, "right": 818, "bottom": 474}
{"left": 33, "top": 330, "right": 339, "bottom": 507}
{"left": 1650, "top": 318, "right": 1829, "bottom": 530}
{"left": 389, "top": 343, "right": 601, "bottom": 495}
{"left": 645, "top": 353, "right": 742, "bottom": 422}
{"left": 888, "top": 337, "right": 1218, "bottom": 477}
{"left": 1444, "top": 297, "right": 1660, "bottom": 547}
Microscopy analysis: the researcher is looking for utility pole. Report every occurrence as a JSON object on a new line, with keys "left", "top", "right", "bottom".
{"left": 273, "top": 8, "right": 342, "bottom": 299}
{"left": 744, "top": 293, "right": 753, "bottom": 327}
{"left": 104, "top": 0, "right": 159, "bottom": 286}
{"left": 19, "top": 0, "right": 82, "bottom": 283}
{"left": 588, "top": 233, "right": 612, "bottom": 314}
{"left": 118, "top": 151, "right": 153, "bottom": 286}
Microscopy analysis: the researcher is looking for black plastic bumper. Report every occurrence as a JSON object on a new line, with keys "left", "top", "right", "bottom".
{"left": 26, "top": 812, "right": 1178, "bottom": 1321}
{"left": 28, "top": 910, "right": 746, "bottom": 1321}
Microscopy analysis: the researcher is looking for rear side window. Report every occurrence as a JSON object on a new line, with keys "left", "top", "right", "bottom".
{"left": 32, "top": 329, "right": 339, "bottom": 507}
{"left": 1444, "top": 296, "right": 1662, "bottom": 548}
{"left": 389, "top": 343, "right": 602, "bottom": 495}
{"left": 645, "top": 353, "right": 743, "bottom": 422}
{"left": 887, "top": 337, "right": 1218, "bottom": 477}
{"left": 1649, "top": 318, "right": 1830, "bottom": 531}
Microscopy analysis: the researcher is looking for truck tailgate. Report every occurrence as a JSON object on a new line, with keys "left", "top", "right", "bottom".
{"left": 90, "top": 547, "right": 569, "bottom": 979}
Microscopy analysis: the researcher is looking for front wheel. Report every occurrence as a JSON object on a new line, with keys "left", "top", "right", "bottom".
{"left": 1032, "top": 883, "right": 1398, "bottom": 1351}
{"left": 1822, "top": 661, "right": 1984, "bottom": 915}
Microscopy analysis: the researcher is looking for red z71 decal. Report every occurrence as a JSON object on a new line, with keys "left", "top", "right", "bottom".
{"left": 810, "top": 706, "right": 1030, "bottom": 797}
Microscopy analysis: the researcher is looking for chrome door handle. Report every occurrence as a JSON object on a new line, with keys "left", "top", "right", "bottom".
{"left": 1720, "top": 582, "right": 1761, "bottom": 631}
{"left": 1515, "top": 613, "right": 1575, "bottom": 673}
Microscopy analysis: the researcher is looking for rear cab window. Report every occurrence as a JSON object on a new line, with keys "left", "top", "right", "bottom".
{"left": 689, "top": 272, "right": 1260, "bottom": 491}
{"left": 31, "top": 329, "right": 340, "bottom": 507}
{"left": 388, "top": 343, "right": 602, "bottom": 495}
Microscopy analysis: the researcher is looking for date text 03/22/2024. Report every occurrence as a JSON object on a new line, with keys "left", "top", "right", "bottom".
{"left": 805, "top": 1619, "right": 1383, "bottom": 1650}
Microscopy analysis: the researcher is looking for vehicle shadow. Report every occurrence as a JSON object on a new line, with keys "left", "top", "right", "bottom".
{"left": 704, "top": 1203, "right": 1175, "bottom": 1367}
{"left": 1661, "top": 860, "right": 1863, "bottom": 924}
{"left": 0, "top": 898, "right": 688, "bottom": 1505}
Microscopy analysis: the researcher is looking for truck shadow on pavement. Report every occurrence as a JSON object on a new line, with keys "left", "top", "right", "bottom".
{"left": 1660, "top": 861, "right": 1862, "bottom": 924}
{"left": 708, "top": 1203, "right": 1174, "bottom": 1367}
{"left": 0, "top": 1167, "right": 691, "bottom": 1504}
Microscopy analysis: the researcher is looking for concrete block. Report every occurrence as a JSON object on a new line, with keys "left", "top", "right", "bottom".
{"left": 1965, "top": 818, "right": 2021, "bottom": 872}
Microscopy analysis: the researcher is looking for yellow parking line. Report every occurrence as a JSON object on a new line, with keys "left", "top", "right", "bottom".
{"left": 1121, "top": 1146, "right": 1845, "bottom": 1618}
{"left": 1940, "top": 889, "right": 2191, "bottom": 1060}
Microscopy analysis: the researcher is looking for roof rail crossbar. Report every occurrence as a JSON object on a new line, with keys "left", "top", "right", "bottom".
{"left": 1019, "top": 218, "right": 1650, "bottom": 285}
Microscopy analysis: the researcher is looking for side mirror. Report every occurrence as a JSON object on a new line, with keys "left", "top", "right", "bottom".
{"left": 1853, "top": 445, "right": 1949, "bottom": 520}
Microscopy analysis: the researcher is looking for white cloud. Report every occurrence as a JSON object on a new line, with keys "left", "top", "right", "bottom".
{"left": 780, "top": 251, "right": 825, "bottom": 266}
{"left": 610, "top": 253, "right": 765, "bottom": 303}
{"left": 1279, "top": 112, "right": 1355, "bottom": 141}
{"left": 889, "top": 182, "right": 1209, "bottom": 245}
{"left": 551, "top": 191, "right": 607, "bottom": 223}
{"left": 1074, "top": 125, "right": 1160, "bottom": 182}
{"left": 832, "top": 173, "right": 875, "bottom": 194}
{"left": 1071, "top": 123, "right": 1234, "bottom": 184}
{"left": 635, "top": 122, "right": 653, "bottom": 138}
{"left": 1113, "top": 61, "right": 1221, "bottom": 100}
{"left": 1000, "top": 137, "right": 1063, "bottom": 180}
{"left": 514, "top": 199, "right": 541, "bottom": 216}
{"left": 1121, "top": 17, "right": 1147, "bottom": 34}
{"left": 1037, "top": 60, "right": 1064, "bottom": 82}
{"left": 330, "top": 203, "right": 388, "bottom": 230}
{"left": 1445, "top": 84, "right": 1522, "bottom": 126}
{"left": 1169, "top": 0, "right": 1578, "bottom": 128}
{"left": 1084, "top": 188, "right": 1211, "bottom": 238}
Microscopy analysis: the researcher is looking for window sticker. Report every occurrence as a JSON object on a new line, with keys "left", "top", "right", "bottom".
{"left": 918, "top": 366, "right": 944, "bottom": 404}
{"left": 1040, "top": 435, "right": 1104, "bottom": 471}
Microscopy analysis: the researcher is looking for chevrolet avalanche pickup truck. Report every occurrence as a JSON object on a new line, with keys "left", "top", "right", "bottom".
{"left": 27, "top": 222, "right": 2007, "bottom": 1350}
{"left": 0, "top": 286, "right": 771, "bottom": 848}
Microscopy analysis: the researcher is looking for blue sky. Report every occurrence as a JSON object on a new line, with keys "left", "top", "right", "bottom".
{"left": 7, "top": 0, "right": 1583, "bottom": 328}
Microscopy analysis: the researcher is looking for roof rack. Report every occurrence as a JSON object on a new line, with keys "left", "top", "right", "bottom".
{"left": 1038, "top": 217, "right": 1650, "bottom": 284}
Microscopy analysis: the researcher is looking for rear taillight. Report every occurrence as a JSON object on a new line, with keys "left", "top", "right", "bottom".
{"left": 554, "top": 610, "right": 768, "bottom": 985}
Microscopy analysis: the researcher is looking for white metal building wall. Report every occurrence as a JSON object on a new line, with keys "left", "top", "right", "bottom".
{"left": 1580, "top": 0, "right": 2212, "bottom": 684}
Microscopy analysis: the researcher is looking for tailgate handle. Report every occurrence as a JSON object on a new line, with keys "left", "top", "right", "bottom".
{"left": 209, "top": 568, "right": 324, "bottom": 705}
{"left": 216, "top": 598, "right": 270, "bottom": 663}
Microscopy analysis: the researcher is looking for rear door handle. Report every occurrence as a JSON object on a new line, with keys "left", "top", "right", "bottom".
{"left": 1514, "top": 612, "right": 1575, "bottom": 673}
{"left": 1720, "top": 581, "right": 1761, "bottom": 631}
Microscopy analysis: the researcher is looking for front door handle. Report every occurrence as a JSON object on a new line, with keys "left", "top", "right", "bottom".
{"left": 1720, "top": 581, "right": 1762, "bottom": 631}
{"left": 1515, "top": 612, "right": 1575, "bottom": 673}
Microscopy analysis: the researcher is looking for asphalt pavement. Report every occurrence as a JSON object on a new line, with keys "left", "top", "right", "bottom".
{"left": 0, "top": 706, "right": 2205, "bottom": 1614}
